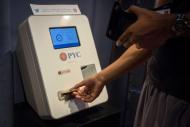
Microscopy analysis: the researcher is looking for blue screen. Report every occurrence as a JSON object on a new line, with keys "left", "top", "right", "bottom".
{"left": 49, "top": 27, "right": 80, "bottom": 49}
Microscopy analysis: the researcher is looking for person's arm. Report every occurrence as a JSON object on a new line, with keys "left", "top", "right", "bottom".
{"left": 98, "top": 45, "right": 151, "bottom": 83}
{"left": 72, "top": 45, "right": 151, "bottom": 102}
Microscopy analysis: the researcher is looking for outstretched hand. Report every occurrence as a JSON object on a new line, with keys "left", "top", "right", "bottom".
{"left": 71, "top": 74, "right": 105, "bottom": 103}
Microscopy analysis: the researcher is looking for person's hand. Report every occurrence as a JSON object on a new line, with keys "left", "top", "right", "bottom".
{"left": 71, "top": 74, "right": 105, "bottom": 102}
{"left": 116, "top": 5, "right": 176, "bottom": 49}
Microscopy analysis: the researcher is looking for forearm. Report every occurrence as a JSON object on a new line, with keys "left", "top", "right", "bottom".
{"left": 98, "top": 44, "right": 152, "bottom": 84}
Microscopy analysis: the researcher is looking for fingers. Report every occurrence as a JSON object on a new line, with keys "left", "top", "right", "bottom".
{"left": 116, "top": 5, "right": 153, "bottom": 49}
{"left": 70, "top": 77, "right": 102, "bottom": 102}
{"left": 116, "top": 30, "right": 131, "bottom": 47}
{"left": 72, "top": 85, "right": 100, "bottom": 103}
{"left": 122, "top": 36, "right": 134, "bottom": 48}
{"left": 71, "top": 80, "right": 87, "bottom": 90}
{"left": 117, "top": 30, "right": 141, "bottom": 49}
{"left": 72, "top": 89, "right": 96, "bottom": 103}
{"left": 80, "top": 92, "right": 98, "bottom": 102}
{"left": 77, "top": 86, "right": 87, "bottom": 96}
{"left": 81, "top": 95, "right": 95, "bottom": 103}
{"left": 72, "top": 85, "right": 92, "bottom": 101}
{"left": 126, "top": 35, "right": 141, "bottom": 49}
{"left": 127, "top": 5, "right": 149, "bottom": 17}
{"left": 116, "top": 6, "right": 144, "bottom": 48}
{"left": 116, "top": 20, "right": 139, "bottom": 48}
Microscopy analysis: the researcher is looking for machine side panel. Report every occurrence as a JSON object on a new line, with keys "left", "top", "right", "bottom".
{"left": 26, "top": 21, "right": 51, "bottom": 118}
{"left": 16, "top": 20, "right": 49, "bottom": 117}
{"left": 17, "top": 22, "right": 38, "bottom": 110}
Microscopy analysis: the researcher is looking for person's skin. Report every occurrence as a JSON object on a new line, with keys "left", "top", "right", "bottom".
{"left": 116, "top": 5, "right": 176, "bottom": 49}
{"left": 71, "top": 0, "right": 189, "bottom": 102}
{"left": 71, "top": 45, "right": 152, "bottom": 102}
{"left": 117, "top": 1, "right": 190, "bottom": 49}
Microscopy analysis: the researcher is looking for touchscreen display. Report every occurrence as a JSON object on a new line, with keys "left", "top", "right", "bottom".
{"left": 49, "top": 27, "right": 80, "bottom": 49}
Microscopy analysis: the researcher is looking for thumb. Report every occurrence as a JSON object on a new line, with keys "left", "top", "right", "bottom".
{"left": 127, "top": 5, "right": 148, "bottom": 17}
{"left": 71, "top": 80, "right": 87, "bottom": 90}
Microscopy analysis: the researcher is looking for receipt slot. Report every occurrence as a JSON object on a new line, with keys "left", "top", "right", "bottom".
{"left": 16, "top": 15, "right": 108, "bottom": 119}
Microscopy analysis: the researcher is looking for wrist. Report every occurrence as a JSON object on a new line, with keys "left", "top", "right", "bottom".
{"left": 95, "top": 73, "right": 107, "bottom": 86}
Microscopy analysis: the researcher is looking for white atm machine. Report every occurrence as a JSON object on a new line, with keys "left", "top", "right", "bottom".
{"left": 16, "top": 15, "right": 108, "bottom": 119}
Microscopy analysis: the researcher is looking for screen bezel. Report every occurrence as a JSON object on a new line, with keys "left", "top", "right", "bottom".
{"left": 49, "top": 26, "right": 81, "bottom": 49}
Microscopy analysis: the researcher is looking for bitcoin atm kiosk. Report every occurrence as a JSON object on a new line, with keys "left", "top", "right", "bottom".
{"left": 16, "top": 15, "right": 108, "bottom": 119}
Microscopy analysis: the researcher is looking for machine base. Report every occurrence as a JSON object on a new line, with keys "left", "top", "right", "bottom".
{"left": 15, "top": 102, "right": 121, "bottom": 127}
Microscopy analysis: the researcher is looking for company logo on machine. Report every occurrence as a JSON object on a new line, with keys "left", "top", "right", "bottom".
{"left": 60, "top": 51, "right": 81, "bottom": 61}
{"left": 67, "top": 51, "right": 81, "bottom": 59}
{"left": 60, "top": 52, "right": 67, "bottom": 61}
